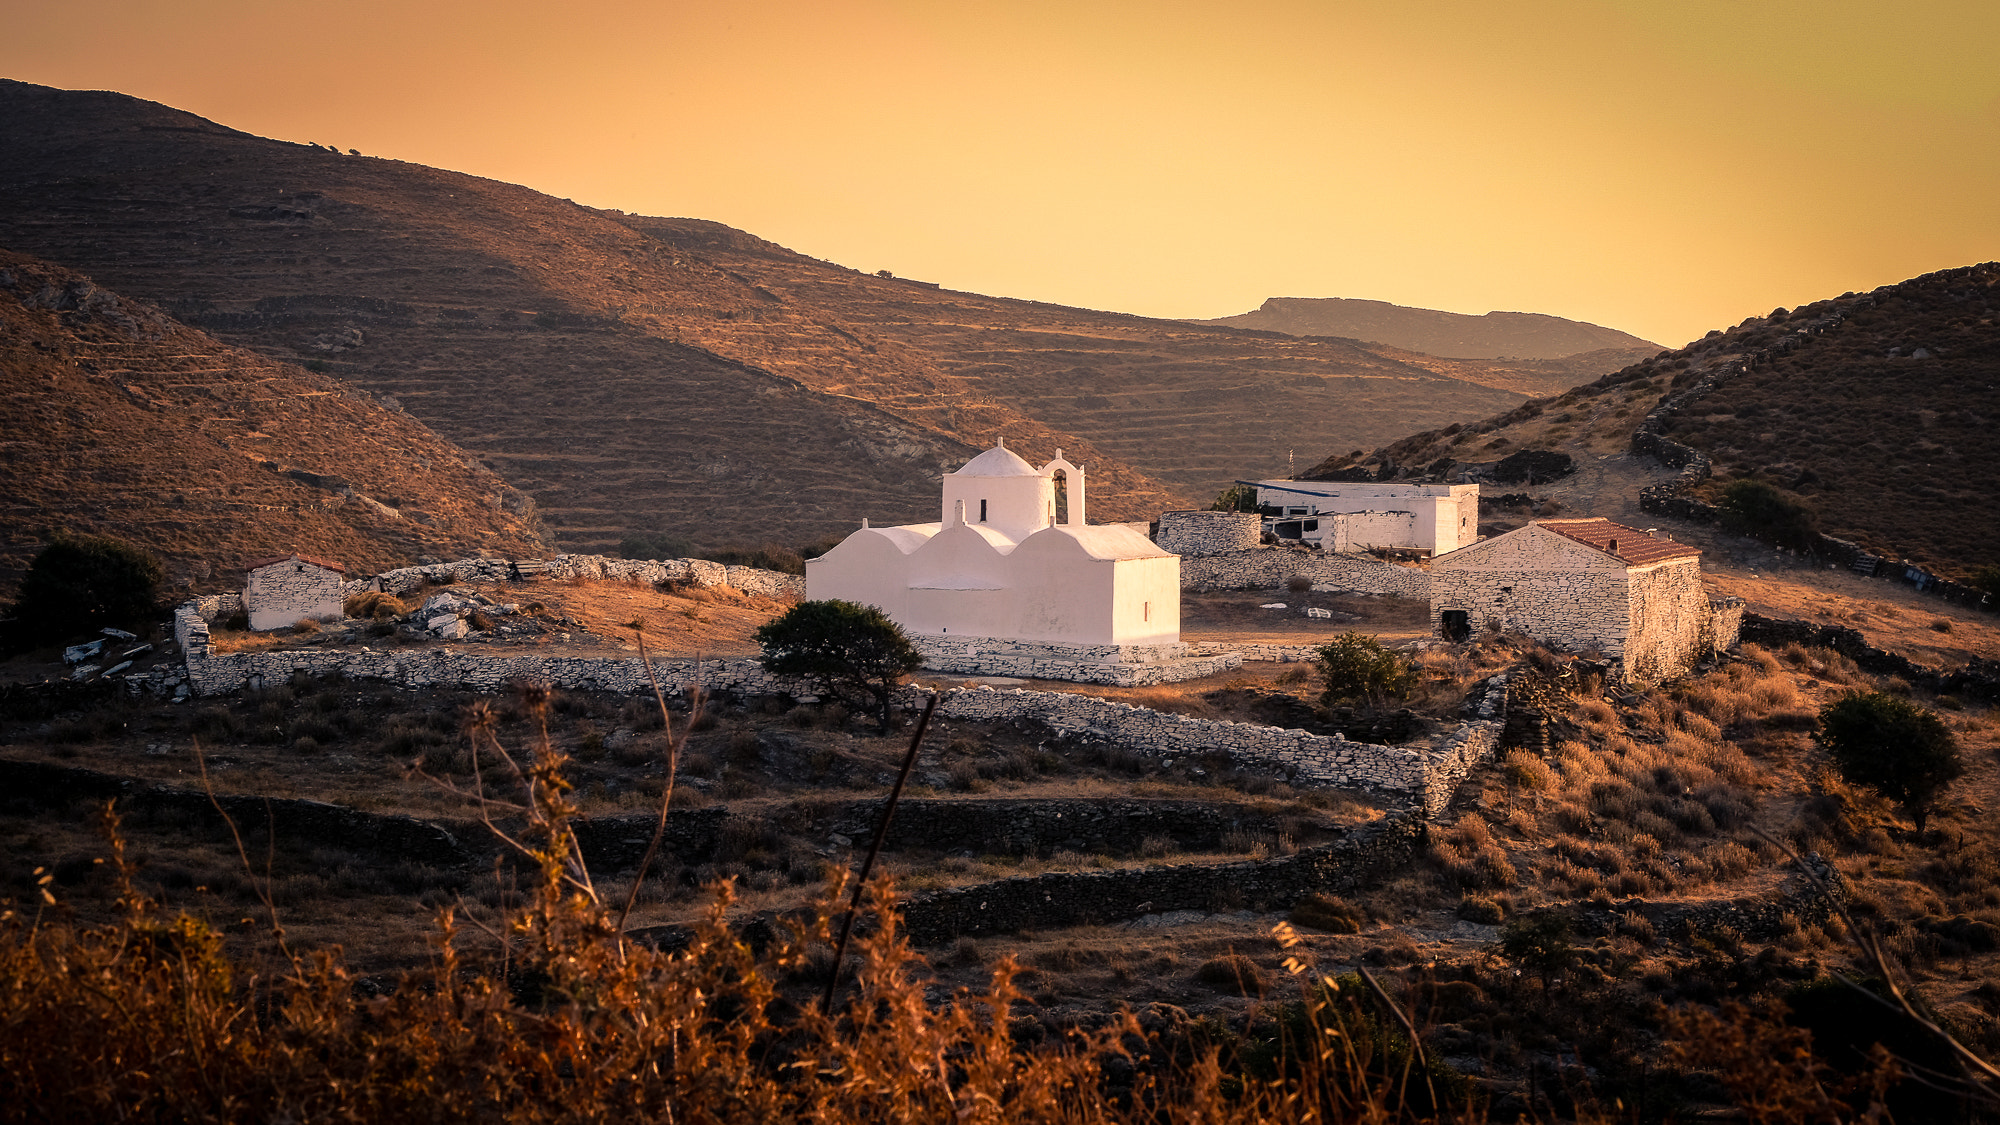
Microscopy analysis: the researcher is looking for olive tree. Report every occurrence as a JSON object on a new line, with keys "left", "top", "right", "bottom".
{"left": 1315, "top": 632, "right": 1416, "bottom": 708}
{"left": 754, "top": 600, "right": 923, "bottom": 734}
{"left": 1817, "top": 690, "right": 1963, "bottom": 834}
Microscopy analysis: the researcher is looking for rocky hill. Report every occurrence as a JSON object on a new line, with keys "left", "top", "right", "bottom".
{"left": 0, "top": 80, "right": 1551, "bottom": 550}
{"left": 1196, "top": 296, "right": 1660, "bottom": 360}
{"left": 0, "top": 251, "right": 546, "bottom": 600}
{"left": 1302, "top": 264, "right": 2000, "bottom": 578}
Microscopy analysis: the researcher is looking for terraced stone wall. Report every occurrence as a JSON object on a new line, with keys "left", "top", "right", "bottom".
{"left": 930, "top": 674, "right": 1508, "bottom": 818}
{"left": 897, "top": 812, "right": 1428, "bottom": 944}
{"left": 170, "top": 601, "right": 1505, "bottom": 812}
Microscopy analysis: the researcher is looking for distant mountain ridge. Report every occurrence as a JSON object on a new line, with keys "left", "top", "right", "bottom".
{"left": 1196, "top": 297, "right": 1661, "bottom": 359}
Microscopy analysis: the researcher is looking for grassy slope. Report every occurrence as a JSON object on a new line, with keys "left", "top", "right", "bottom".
{"left": 1301, "top": 263, "right": 2000, "bottom": 578}
{"left": 0, "top": 250, "right": 545, "bottom": 600}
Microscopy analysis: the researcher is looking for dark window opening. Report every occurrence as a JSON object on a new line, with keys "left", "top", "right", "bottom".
{"left": 1441, "top": 609, "right": 1471, "bottom": 642}
{"left": 979, "top": 499, "right": 987, "bottom": 522}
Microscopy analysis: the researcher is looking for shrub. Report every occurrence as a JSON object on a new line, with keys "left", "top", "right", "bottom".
{"left": 1314, "top": 633, "right": 1415, "bottom": 707}
{"left": 1499, "top": 911, "right": 1576, "bottom": 990}
{"left": 754, "top": 601, "right": 923, "bottom": 734}
{"left": 1194, "top": 954, "right": 1265, "bottom": 995}
{"left": 1717, "top": 479, "right": 1820, "bottom": 551}
{"left": 1817, "top": 691, "right": 1963, "bottom": 833}
{"left": 9, "top": 534, "right": 162, "bottom": 646}
{"left": 344, "top": 592, "right": 410, "bottom": 620}
{"left": 1289, "top": 893, "right": 1364, "bottom": 933}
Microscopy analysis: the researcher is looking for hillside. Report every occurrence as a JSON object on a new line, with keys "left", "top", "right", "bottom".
{"left": 612, "top": 216, "right": 1549, "bottom": 493}
{"left": 0, "top": 80, "right": 1542, "bottom": 549}
{"left": 1195, "top": 296, "right": 1661, "bottom": 359}
{"left": 1300, "top": 263, "right": 2000, "bottom": 578}
{"left": 0, "top": 251, "right": 546, "bottom": 599}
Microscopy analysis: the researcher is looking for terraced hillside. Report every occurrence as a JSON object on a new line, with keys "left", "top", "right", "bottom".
{"left": 611, "top": 217, "right": 1550, "bottom": 492}
{"left": 0, "top": 251, "right": 545, "bottom": 599}
{"left": 1302, "top": 263, "right": 2000, "bottom": 578}
{"left": 0, "top": 80, "right": 1545, "bottom": 549}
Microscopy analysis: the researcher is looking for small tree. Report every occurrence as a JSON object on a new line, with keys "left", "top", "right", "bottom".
{"left": 1499, "top": 911, "right": 1575, "bottom": 992}
{"left": 1817, "top": 690, "right": 1963, "bottom": 834}
{"left": 1209, "top": 484, "right": 1259, "bottom": 513}
{"left": 1315, "top": 632, "right": 1415, "bottom": 708}
{"left": 9, "top": 534, "right": 162, "bottom": 646}
{"left": 754, "top": 600, "right": 923, "bottom": 734}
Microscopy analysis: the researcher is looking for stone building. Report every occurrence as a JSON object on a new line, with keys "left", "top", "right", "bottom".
{"left": 1155, "top": 510, "right": 1262, "bottom": 556}
{"left": 1428, "top": 518, "right": 1740, "bottom": 683}
{"left": 243, "top": 553, "right": 347, "bottom": 631}
{"left": 1250, "top": 480, "right": 1479, "bottom": 555}
{"left": 809, "top": 441, "right": 1228, "bottom": 683}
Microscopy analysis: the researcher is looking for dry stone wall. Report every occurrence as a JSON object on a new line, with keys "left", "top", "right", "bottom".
{"left": 1155, "top": 510, "right": 1262, "bottom": 556}
{"left": 896, "top": 812, "right": 1428, "bottom": 944}
{"left": 911, "top": 635, "right": 1240, "bottom": 686}
{"left": 1178, "top": 547, "right": 1432, "bottom": 599}
{"left": 353, "top": 555, "right": 806, "bottom": 600}
{"left": 930, "top": 674, "right": 1507, "bottom": 818}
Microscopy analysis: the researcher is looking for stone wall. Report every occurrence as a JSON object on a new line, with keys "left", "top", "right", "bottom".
{"left": 1178, "top": 547, "right": 1432, "bottom": 599}
{"left": 1624, "top": 560, "right": 1722, "bottom": 683}
{"left": 1738, "top": 613, "right": 2000, "bottom": 703}
{"left": 1430, "top": 562, "right": 1631, "bottom": 662}
{"left": 929, "top": 674, "right": 1508, "bottom": 818}
{"left": 353, "top": 554, "right": 806, "bottom": 600}
{"left": 910, "top": 635, "right": 1241, "bottom": 686}
{"left": 244, "top": 559, "right": 346, "bottom": 632}
{"left": 1572, "top": 855, "right": 1846, "bottom": 943}
{"left": 896, "top": 812, "right": 1428, "bottom": 944}
{"left": 1155, "top": 510, "right": 1262, "bottom": 557}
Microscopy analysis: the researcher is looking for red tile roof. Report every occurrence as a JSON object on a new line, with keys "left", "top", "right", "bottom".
{"left": 1537, "top": 518, "right": 1700, "bottom": 567}
{"left": 244, "top": 552, "right": 347, "bottom": 574}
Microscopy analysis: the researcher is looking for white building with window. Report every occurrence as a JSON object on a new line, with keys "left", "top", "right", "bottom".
{"left": 808, "top": 441, "right": 1233, "bottom": 684}
{"left": 1249, "top": 480, "right": 1479, "bottom": 556}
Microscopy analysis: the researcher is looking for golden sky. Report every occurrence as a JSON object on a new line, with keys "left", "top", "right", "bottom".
{"left": 7, "top": 0, "right": 1997, "bottom": 345}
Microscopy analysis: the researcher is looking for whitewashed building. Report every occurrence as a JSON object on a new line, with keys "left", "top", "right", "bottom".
{"left": 1250, "top": 480, "right": 1479, "bottom": 556}
{"left": 243, "top": 553, "right": 347, "bottom": 632}
{"left": 1428, "top": 518, "right": 1741, "bottom": 683}
{"left": 809, "top": 442, "right": 1233, "bottom": 684}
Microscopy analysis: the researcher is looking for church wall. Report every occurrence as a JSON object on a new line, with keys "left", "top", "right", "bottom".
{"left": 806, "top": 534, "right": 912, "bottom": 620}
{"left": 1011, "top": 545, "right": 1117, "bottom": 645}
{"left": 1108, "top": 555, "right": 1181, "bottom": 645}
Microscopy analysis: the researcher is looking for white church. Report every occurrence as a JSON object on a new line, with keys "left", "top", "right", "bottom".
{"left": 806, "top": 441, "right": 1238, "bottom": 685}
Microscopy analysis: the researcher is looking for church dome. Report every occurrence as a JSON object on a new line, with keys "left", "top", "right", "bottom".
{"left": 950, "top": 442, "right": 1039, "bottom": 477}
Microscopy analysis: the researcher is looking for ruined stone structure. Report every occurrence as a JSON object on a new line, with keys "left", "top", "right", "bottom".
{"left": 1429, "top": 518, "right": 1740, "bottom": 682}
{"left": 1154, "top": 510, "right": 1262, "bottom": 557}
{"left": 1251, "top": 480, "right": 1480, "bottom": 555}
{"left": 242, "top": 553, "right": 346, "bottom": 631}
{"left": 811, "top": 441, "right": 1219, "bottom": 683}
